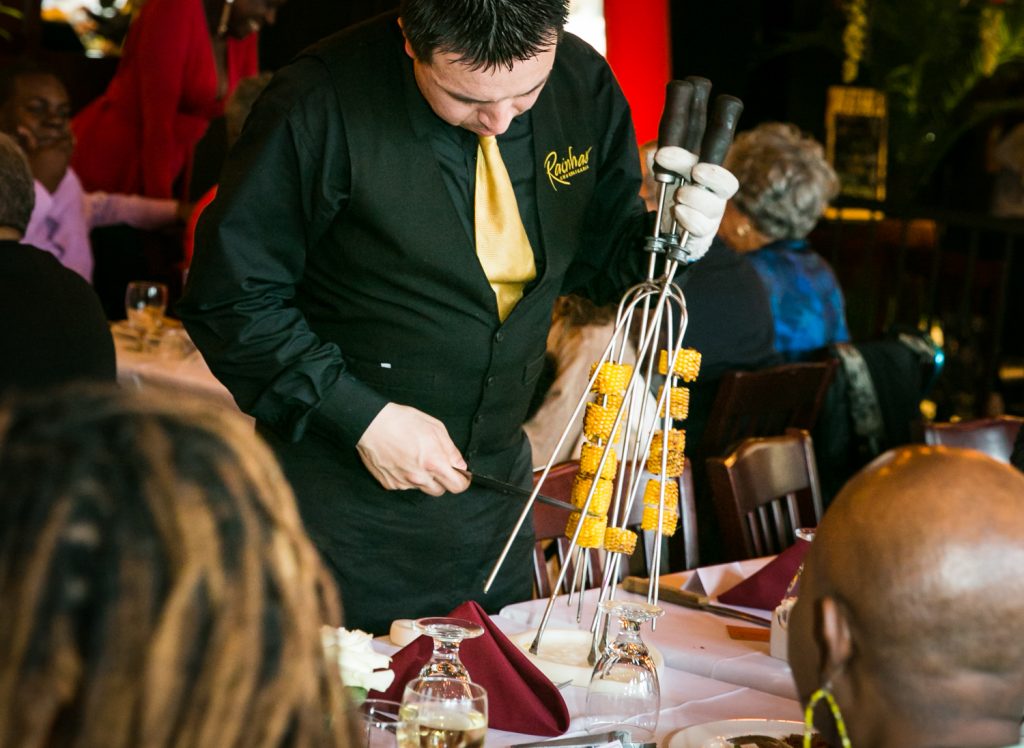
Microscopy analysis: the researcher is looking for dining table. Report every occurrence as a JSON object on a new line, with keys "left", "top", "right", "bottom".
{"left": 373, "top": 556, "right": 805, "bottom": 747}
{"left": 487, "top": 668, "right": 801, "bottom": 747}
{"left": 494, "top": 558, "right": 797, "bottom": 701}
{"left": 112, "top": 320, "right": 249, "bottom": 419}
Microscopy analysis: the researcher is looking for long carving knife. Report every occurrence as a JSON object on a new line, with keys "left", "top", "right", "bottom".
{"left": 622, "top": 576, "right": 771, "bottom": 627}
{"left": 455, "top": 467, "right": 575, "bottom": 512}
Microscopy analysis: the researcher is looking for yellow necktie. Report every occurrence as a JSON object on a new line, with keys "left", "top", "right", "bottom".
{"left": 474, "top": 135, "right": 537, "bottom": 321}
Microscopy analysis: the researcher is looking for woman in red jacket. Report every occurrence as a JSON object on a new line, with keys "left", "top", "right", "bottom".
{"left": 72, "top": 0, "right": 283, "bottom": 200}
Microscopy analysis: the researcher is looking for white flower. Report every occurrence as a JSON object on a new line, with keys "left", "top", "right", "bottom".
{"left": 322, "top": 626, "right": 396, "bottom": 693}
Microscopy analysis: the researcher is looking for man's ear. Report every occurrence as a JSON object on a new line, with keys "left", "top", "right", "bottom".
{"left": 398, "top": 17, "right": 415, "bottom": 60}
{"left": 820, "top": 595, "right": 853, "bottom": 676}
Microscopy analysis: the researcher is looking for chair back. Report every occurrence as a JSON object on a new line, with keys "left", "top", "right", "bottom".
{"left": 531, "top": 461, "right": 601, "bottom": 598}
{"left": 531, "top": 458, "right": 699, "bottom": 597}
{"left": 701, "top": 361, "right": 838, "bottom": 459}
{"left": 707, "top": 428, "right": 823, "bottom": 560}
{"left": 620, "top": 460, "right": 699, "bottom": 573}
{"left": 923, "top": 416, "right": 1023, "bottom": 463}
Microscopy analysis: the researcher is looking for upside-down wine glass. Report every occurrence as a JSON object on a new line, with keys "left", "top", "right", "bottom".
{"left": 413, "top": 617, "right": 484, "bottom": 681}
{"left": 777, "top": 527, "right": 817, "bottom": 628}
{"left": 585, "top": 600, "right": 664, "bottom": 741}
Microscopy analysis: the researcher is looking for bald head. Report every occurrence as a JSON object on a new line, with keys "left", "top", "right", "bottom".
{"left": 790, "top": 446, "right": 1024, "bottom": 746}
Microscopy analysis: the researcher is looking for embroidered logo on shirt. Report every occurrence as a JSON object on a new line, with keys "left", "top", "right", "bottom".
{"left": 544, "top": 146, "right": 593, "bottom": 190}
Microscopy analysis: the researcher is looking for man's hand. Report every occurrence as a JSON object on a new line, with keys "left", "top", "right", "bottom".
{"left": 356, "top": 403, "right": 471, "bottom": 496}
{"left": 18, "top": 126, "right": 72, "bottom": 193}
{"left": 653, "top": 146, "right": 739, "bottom": 262}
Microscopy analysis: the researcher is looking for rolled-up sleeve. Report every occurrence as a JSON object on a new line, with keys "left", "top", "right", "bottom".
{"left": 177, "top": 57, "right": 388, "bottom": 447}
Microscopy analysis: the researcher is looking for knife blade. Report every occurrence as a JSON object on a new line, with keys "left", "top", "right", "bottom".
{"left": 511, "top": 736, "right": 655, "bottom": 748}
{"left": 511, "top": 730, "right": 633, "bottom": 748}
{"left": 455, "top": 468, "right": 575, "bottom": 512}
{"left": 622, "top": 576, "right": 771, "bottom": 627}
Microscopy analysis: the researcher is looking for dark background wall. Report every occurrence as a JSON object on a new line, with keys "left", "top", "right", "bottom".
{"left": 669, "top": 0, "right": 837, "bottom": 141}
{"left": 257, "top": 0, "right": 398, "bottom": 69}
{"left": 3, "top": 0, "right": 834, "bottom": 129}
{"left": 0, "top": 0, "right": 1010, "bottom": 207}
{"left": 0, "top": 0, "right": 402, "bottom": 112}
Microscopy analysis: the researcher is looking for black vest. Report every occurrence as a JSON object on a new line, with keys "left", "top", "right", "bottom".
{"left": 293, "top": 16, "right": 615, "bottom": 461}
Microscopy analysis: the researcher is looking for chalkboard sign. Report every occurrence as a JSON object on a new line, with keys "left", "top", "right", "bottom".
{"left": 826, "top": 86, "right": 888, "bottom": 202}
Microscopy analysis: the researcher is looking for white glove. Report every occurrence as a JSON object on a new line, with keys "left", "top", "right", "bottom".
{"left": 653, "top": 146, "right": 739, "bottom": 263}
{"left": 653, "top": 146, "right": 698, "bottom": 182}
{"left": 671, "top": 163, "right": 739, "bottom": 262}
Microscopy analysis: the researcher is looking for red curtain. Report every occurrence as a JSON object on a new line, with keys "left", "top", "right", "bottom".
{"left": 604, "top": 0, "right": 671, "bottom": 145}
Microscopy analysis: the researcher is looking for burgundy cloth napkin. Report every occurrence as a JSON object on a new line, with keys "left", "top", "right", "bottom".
{"left": 370, "top": 601, "right": 570, "bottom": 736}
{"left": 717, "top": 539, "right": 811, "bottom": 611}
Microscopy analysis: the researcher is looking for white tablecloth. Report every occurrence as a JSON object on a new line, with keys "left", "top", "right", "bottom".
{"left": 486, "top": 671, "right": 801, "bottom": 747}
{"left": 373, "top": 632, "right": 801, "bottom": 747}
{"left": 114, "top": 329, "right": 247, "bottom": 418}
{"left": 374, "top": 557, "right": 803, "bottom": 746}
{"left": 495, "top": 561, "right": 796, "bottom": 701}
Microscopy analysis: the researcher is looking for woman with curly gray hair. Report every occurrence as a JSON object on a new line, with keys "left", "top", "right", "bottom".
{"left": 719, "top": 122, "right": 849, "bottom": 359}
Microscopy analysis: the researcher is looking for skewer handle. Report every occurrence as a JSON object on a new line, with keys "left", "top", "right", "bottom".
{"left": 653, "top": 80, "right": 694, "bottom": 182}
{"left": 683, "top": 76, "right": 712, "bottom": 155}
{"left": 699, "top": 95, "right": 744, "bottom": 167}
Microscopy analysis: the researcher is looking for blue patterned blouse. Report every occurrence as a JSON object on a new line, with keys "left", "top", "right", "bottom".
{"left": 746, "top": 239, "right": 850, "bottom": 359}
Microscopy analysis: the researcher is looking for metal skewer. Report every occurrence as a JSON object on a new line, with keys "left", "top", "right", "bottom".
{"left": 484, "top": 80, "right": 744, "bottom": 661}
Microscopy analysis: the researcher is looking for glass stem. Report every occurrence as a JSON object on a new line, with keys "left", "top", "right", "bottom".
{"left": 619, "top": 618, "right": 643, "bottom": 645}
{"left": 432, "top": 639, "right": 462, "bottom": 667}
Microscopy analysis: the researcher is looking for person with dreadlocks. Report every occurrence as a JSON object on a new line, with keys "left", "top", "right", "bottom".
{"left": 0, "top": 386, "right": 352, "bottom": 748}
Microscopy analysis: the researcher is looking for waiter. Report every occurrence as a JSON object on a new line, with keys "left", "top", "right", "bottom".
{"left": 179, "top": 0, "right": 735, "bottom": 633}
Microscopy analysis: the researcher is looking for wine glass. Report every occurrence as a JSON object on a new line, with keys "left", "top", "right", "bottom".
{"left": 124, "top": 281, "right": 169, "bottom": 346}
{"left": 413, "top": 617, "right": 484, "bottom": 681}
{"left": 397, "top": 677, "right": 487, "bottom": 748}
{"left": 352, "top": 699, "right": 404, "bottom": 748}
{"left": 777, "top": 527, "right": 817, "bottom": 627}
{"left": 585, "top": 600, "right": 663, "bottom": 741}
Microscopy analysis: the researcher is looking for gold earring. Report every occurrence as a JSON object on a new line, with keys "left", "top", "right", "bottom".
{"left": 804, "top": 685, "right": 852, "bottom": 747}
{"left": 217, "top": 0, "right": 234, "bottom": 36}
{"left": 735, "top": 222, "right": 751, "bottom": 238}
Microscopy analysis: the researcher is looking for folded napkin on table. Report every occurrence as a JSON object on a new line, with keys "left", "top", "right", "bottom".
{"left": 370, "top": 600, "right": 570, "bottom": 736}
{"left": 717, "top": 539, "right": 811, "bottom": 611}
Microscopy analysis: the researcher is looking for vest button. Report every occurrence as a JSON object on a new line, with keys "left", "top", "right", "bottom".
{"left": 466, "top": 449, "right": 478, "bottom": 459}
{"left": 486, "top": 376, "right": 496, "bottom": 386}
{"left": 494, "top": 331, "right": 505, "bottom": 343}
{"left": 474, "top": 414, "right": 484, "bottom": 424}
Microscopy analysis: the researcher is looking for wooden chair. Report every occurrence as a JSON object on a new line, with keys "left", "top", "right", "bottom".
{"left": 531, "top": 458, "right": 698, "bottom": 598}
{"left": 706, "top": 428, "right": 823, "bottom": 561}
{"left": 621, "top": 459, "right": 699, "bottom": 573}
{"left": 531, "top": 460, "right": 600, "bottom": 598}
{"left": 701, "top": 360, "right": 838, "bottom": 460}
{"left": 923, "top": 416, "right": 1024, "bottom": 463}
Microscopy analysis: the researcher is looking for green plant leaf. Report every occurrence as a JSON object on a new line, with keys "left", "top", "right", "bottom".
{"left": 788, "top": 0, "right": 1024, "bottom": 200}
